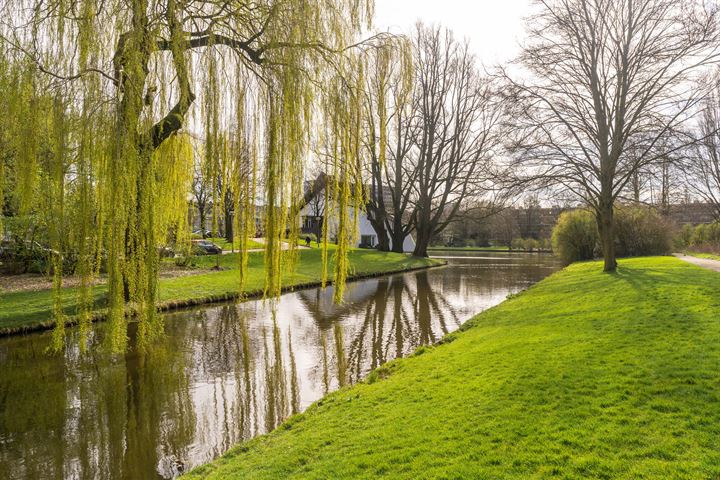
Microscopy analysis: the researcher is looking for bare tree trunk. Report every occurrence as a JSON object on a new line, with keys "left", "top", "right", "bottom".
{"left": 366, "top": 212, "right": 390, "bottom": 251}
{"left": 412, "top": 204, "right": 431, "bottom": 257}
{"left": 365, "top": 187, "right": 390, "bottom": 251}
{"left": 389, "top": 216, "right": 406, "bottom": 253}
{"left": 596, "top": 195, "right": 617, "bottom": 273}
{"left": 412, "top": 232, "right": 430, "bottom": 258}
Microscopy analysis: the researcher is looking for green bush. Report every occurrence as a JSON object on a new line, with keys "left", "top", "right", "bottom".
{"left": 674, "top": 223, "right": 694, "bottom": 250}
{"left": 301, "top": 232, "right": 318, "bottom": 244}
{"left": 552, "top": 207, "right": 673, "bottom": 264}
{"left": 614, "top": 207, "right": 673, "bottom": 257}
{"left": 524, "top": 238, "right": 540, "bottom": 252}
{"left": 539, "top": 237, "right": 552, "bottom": 251}
{"left": 551, "top": 210, "right": 598, "bottom": 264}
{"left": 678, "top": 222, "right": 720, "bottom": 253}
{"left": 691, "top": 222, "right": 720, "bottom": 248}
{"left": 510, "top": 237, "right": 550, "bottom": 252}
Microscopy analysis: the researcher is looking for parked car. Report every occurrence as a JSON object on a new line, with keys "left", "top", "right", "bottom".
{"left": 191, "top": 240, "right": 222, "bottom": 255}
{"left": 192, "top": 229, "right": 218, "bottom": 239}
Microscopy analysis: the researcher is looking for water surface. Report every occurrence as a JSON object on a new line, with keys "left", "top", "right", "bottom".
{"left": 0, "top": 252, "right": 561, "bottom": 479}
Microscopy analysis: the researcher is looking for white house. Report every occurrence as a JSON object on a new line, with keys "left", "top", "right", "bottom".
{"left": 298, "top": 176, "right": 415, "bottom": 253}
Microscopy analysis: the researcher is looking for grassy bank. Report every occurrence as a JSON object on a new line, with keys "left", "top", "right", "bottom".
{"left": 204, "top": 237, "right": 266, "bottom": 251}
{"left": 0, "top": 249, "right": 441, "bottom": 334}
{"left": 185, "top": 256, "right": 720, "bottom": 479}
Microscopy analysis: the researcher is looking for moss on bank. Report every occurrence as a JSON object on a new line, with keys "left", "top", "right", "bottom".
{"left": 185, "top": 256, "right": 720, "bottom": 479}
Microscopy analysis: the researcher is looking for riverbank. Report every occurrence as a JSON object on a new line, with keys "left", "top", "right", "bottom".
{"left": 185, "top": 256, "right": 720, "bottom": 479}
{"left": 0, "top": 249, "right": 443, "bottom": 335}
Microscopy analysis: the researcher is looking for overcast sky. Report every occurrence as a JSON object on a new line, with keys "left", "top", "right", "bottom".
{"left": 373, "top": 0, "right": 536, "bottom": 65}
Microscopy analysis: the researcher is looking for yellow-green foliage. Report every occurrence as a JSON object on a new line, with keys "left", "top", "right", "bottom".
{"left": 0, "top": 0, "right": 383, "bottom": 352}
{"left": 551, "top": 209, "right": 598, "bottom": 264}
{"left": 153, "top": 134, "right": 194, "bottom": 246}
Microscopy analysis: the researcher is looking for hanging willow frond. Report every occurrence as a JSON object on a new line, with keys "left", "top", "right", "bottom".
{"left": 0, "top": 0, "right": 381, "bottom": 352}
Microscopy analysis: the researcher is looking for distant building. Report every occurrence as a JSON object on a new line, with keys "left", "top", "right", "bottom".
{"left": 298, "top": 175, "right": 415, "bottom": 253}
{"left": 666, "top": 202, "right": 717, "bottom": 226}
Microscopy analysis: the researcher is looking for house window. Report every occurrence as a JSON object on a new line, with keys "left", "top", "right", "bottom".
{"left": 360, "top": 235, "right": 376, "bottom": 247}
{"left": 303, "top": 216, "right": 313, "bottom": 230}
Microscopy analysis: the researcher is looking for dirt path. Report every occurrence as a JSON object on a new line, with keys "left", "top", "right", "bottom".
{"left": 674, "top": 254, "right": 720, "bottom": 273}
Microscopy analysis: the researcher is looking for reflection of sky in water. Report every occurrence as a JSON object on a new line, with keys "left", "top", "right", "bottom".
{"left": 0, "top": 253, "right": 562, "bottom": 480}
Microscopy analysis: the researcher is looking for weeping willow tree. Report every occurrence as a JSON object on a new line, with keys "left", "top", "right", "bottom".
{"left": 0, "top": 0, "right": 399, "bottom": 352}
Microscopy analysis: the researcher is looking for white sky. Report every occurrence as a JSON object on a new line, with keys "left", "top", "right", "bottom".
{"left": 373, "top": 0, "right": 536, "bottom": 65}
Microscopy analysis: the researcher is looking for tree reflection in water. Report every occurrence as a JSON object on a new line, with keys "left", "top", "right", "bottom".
{"left": 0, "top": 253, "right": 561, "bottom": 479}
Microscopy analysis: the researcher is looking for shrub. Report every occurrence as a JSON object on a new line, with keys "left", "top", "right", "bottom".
{"left": 524, "top": 238, "right": 540, "bottom": 252}
{"left": 539, "top": 237, "right": 553, "bottom": 252}
{"left": 682, "top": 222, "right": 720, "bottom": 253}
{"left": 674, "top": 223, "right": 694, "bottom": 250}
{"left": 695, "top": 222, "right": 720, "bottom": 247}
{"left": 614, "top": 206, "right": 673, "bottom": 257}
{"left": 509, "top": 237, "right": 550, "bottom": 252}
{"left": 552, "top": 206, "right": 673, "bottom": 265}
{"left": 299, "top": 233, "right": 318, "bottom": 246}
{"left": 510, "top": 238, "right": 525, "bottom": 251}
{"left": 551, "top": 210, "right": 598, "bottom": 264}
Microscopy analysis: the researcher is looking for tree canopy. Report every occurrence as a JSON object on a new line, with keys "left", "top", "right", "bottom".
{"left": 0, "top": 0, "right": 385, "bottom": 351}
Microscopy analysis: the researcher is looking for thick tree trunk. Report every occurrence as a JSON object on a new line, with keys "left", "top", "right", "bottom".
{"left": 376, "top": 231, "right": 390, "bottom": 252}
{"left": 596, "top": 197, "right": 617, "bottom": 273}
{"left": 366, "top": 207, "right": 390, "bottom": 251}
{"left": 389, "top": 216, "right": 407, "bottom": 253}
{"left": 412, "top": 224, "right": 431, "bottom": 258}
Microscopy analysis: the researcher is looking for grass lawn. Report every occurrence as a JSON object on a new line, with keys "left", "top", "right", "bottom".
{"left": 204, "top": 237, "right": 265, "bottom": 251}
{"left": 0, "top": 249, "right": 441, "bottom": 334}
{"left": 185, "top": 256, "right": 720, "bottom": 480}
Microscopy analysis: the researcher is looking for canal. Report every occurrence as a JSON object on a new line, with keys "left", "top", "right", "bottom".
{"left": 0, "top": 252, "right": 561, "bottom": 479}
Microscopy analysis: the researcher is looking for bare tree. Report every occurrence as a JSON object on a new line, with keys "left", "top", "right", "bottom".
{"left": 506, "top": 0, "right": 720, "bottom": 272}
{"left": 192, "top": 160, "right": 210, "bottom": 235}
{"left": 360, "top": 40, "right": 417, "bottom": 253}
{"left": 689, "top": 78, "right": 720, "bottom": 220}
{"left": 490, "top": 209, "right": 519, "bottom": 248}
{"left": 411, "top": 25, "right": 503, "bottom": 258}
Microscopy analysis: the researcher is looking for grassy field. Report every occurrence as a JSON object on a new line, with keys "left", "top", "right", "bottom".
{"left": 0, "top": 249, "right": 441, "bottom": 334}
{"left": 204, "top": 237, "right": 265, "bottom": 251}
{"left": 185, "top": 256, "right": 720, "bottom": 480}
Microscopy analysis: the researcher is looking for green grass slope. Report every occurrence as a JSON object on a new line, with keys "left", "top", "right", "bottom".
{"left": 0, "top": 249, "right": 440, "bottom": 333}
{"left": 185, "top": 256, "right": 720, "bottom": 480}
